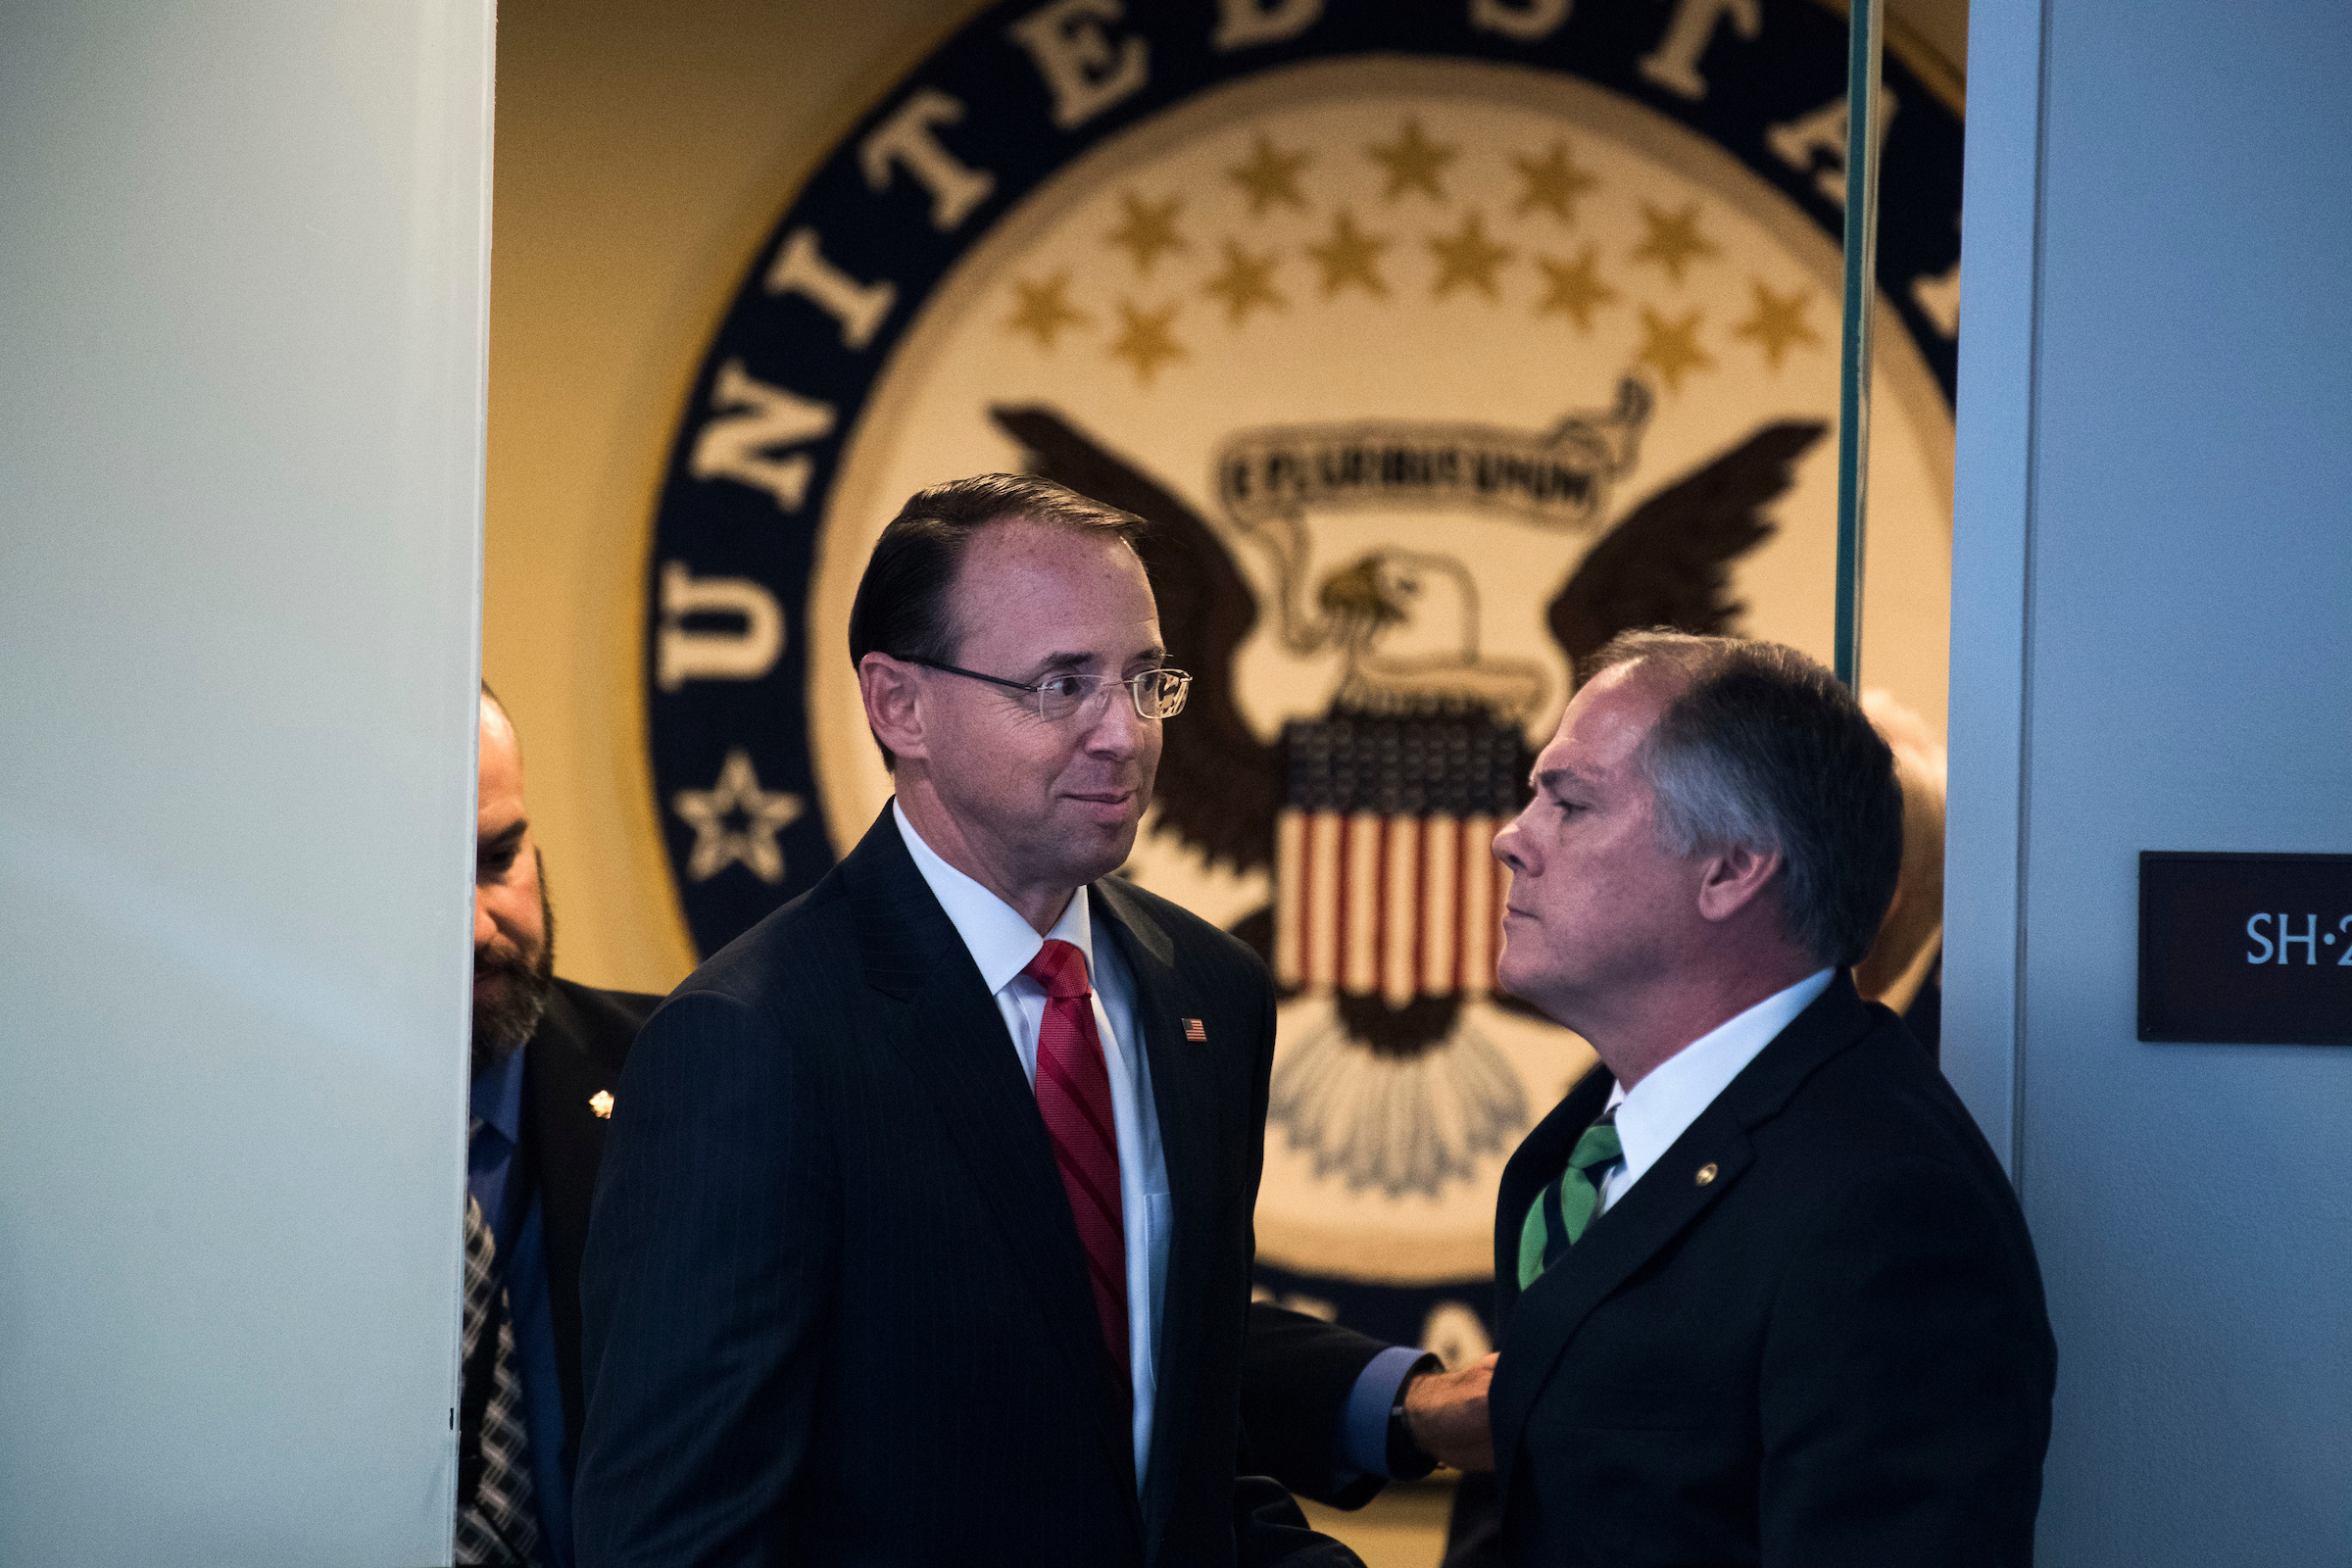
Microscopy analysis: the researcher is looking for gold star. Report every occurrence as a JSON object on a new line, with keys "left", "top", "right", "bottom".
{"left": 1105, "top": 191, "right": 1188, "bottom": 276}
{"left": 1366, "top": 118, "right": 1456, "bottom": 203}
{"left": 1227, "top": 134, "right": 1311, "bottom": 217}
{"left": 1108, "top": 298, "right": 1186, "bottom": 385}
{"left": 1514, "top": 141, "right": 1598, "bottom": 223}
{"left": 1004, "top": 272, "right": 1090, "bottom": 349}
{"left": 1202, "top": 240, "right": 1286, "bottom": 325}
{"left": 672, "top": 750, "right": 805, "bottom": 884}
{"left": 1534, "top": 247, "right": 1618, "bottom": 330}
{"left": 1429, "top": 212, "right": 1513, "bottom": 300}
{"left": 1732, "top": 279, "right": 1821, "bottom": 370}
{"left": 1630, "top": 201, "right": 1720, "bottom": 285}
{"left": 1306, "top": 209, "right": 1390, "bottom": 298}
{"left": 1638, "top": 306, "right": 1715, "bottom": 392}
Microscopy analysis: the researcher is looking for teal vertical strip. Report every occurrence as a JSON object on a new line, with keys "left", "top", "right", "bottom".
{"left": 1835, "top": 0, "right": 1886, "bottom": 686}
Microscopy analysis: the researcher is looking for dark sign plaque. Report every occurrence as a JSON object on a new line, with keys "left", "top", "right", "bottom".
{"left": 2139, "top": 853, "right": 2352, "bottom": 1045}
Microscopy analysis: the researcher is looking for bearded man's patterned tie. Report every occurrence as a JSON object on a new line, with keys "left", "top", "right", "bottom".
{"left": 456, "top": 1121, "right": 538, "bottom": 1566}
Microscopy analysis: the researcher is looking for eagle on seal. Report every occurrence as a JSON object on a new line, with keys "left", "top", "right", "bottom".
{"left": 991, "top": 400, "right": 1825, "bottom": 1199}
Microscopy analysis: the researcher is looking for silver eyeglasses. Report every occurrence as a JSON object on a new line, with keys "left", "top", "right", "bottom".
{"left": 904, "top": 657, "right": 1192, "bottom": 720}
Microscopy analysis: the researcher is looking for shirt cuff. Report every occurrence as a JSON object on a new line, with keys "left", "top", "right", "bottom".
{"left": 1340, "top": 1344, "right": 1436, "bottom": 1480}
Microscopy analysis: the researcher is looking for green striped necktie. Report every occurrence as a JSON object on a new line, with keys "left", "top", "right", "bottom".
{"left": 1516, "top": 1106, "right": 1622, "bottom": 1290}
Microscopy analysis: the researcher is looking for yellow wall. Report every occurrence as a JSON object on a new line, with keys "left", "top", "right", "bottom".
{"left": 485, "top": 0, "right": 1967, "bottom": 994}
{"left": 486, "top": 0, "right": 981, "bottom": 992}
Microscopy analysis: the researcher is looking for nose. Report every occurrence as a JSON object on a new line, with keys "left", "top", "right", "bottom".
{"left": 1493, "top": 812, "right": 1529, "bottom": 876}
{"left": 1081, "top": 683, "right": 1150, "bottom": 757}
{"left": 474, "top": 887, "right": 496, "bottom": 950}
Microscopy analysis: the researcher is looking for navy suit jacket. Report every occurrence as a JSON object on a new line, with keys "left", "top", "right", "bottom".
{"left": 1239, "top": 1302, "right": 1396, "bottom": 1509}
{"left": 1487, "top": 975, "right": 2056, "bottom": 1567}
{"left": 574, "top": 808, "right": 1353, "bottom": 1568}
{"left": 520, "top": 978, "right": 657, "bottom": 1478}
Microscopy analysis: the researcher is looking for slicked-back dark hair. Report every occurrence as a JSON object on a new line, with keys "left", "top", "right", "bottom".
{"left": 1589, "top": 631, "right": 1902, "bottom": 968}
{"left": 847, "top": 473, "right": 1149, "bottom": 767}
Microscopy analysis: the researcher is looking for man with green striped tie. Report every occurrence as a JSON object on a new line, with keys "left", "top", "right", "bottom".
{"left": 1476, "top": 631, "right": 2054, "bottom": 1568}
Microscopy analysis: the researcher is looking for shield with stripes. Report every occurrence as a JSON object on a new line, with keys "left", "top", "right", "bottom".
{"left": 1265, "top": 710, "right": 1536, "bottom": 1202}
{"left": 1275, "top": 713, "right": 1521, "bottom": 1012}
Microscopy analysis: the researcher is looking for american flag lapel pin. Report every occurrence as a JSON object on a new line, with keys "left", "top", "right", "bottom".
{"left": 1181, "top": 1018, "right": 1206, "bottom": 1042}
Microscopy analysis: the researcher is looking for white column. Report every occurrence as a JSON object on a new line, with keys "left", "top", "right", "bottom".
{"left": 1943, "top": 0, "right": 2048, "bottom": 1172}
{"left": 0, "top": 4, "right": 495, "bottom": 1564}
{"left": 1946, "top": 1, "right": 2352, "bottom": 1561}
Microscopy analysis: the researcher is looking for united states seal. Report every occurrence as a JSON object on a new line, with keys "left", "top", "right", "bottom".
{"left": 645, "top": 0, "right": 1963, "bottom": 1348}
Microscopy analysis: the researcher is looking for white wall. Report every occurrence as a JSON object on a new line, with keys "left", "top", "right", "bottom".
{"left": 0, "top": 4, "right": 494, "bottom": 1563}
{"left": 1947, "top": 0, "right": 2352, "bottom": 1559}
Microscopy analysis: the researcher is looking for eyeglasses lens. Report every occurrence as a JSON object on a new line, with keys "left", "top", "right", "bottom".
{"left": 1032, "top": 670, "right": 1190, "bottom": 720}
{"left": 1145, "top": 670, "right": 1190, "bottom": 718}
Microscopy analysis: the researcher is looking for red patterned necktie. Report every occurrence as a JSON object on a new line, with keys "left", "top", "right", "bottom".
{"left": 1023, "top": 938, "right": 1130, "bottom": 1390}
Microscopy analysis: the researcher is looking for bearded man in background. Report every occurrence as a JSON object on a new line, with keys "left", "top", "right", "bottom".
{"left": 459, "top": 685, "right": 660, "bottom": 1568}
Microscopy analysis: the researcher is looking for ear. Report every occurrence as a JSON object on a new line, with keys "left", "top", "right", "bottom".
{"left": 1693, "top": 842, "right": 1783, "bottom": 925}
{"left": 858, "top": 654, "right": 929, "bottom": 765}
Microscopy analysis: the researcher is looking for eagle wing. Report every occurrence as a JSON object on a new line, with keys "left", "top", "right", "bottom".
{"left": 990, "top": 405, "right": 1284, "bottom": 874}
{"left": 1546, "top": 420, "right": 1829, "bottom": 675}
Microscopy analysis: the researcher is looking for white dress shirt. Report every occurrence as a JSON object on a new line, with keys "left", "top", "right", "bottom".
{"left": 894, "top": 802, "right": 1173, "bottom": 1488}
{"left": 1595, "top": 968, "right": 1836, "bottom": 1214}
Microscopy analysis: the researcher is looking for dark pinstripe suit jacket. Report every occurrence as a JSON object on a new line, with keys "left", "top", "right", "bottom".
{"left": 573, "top": 808, "right": 1354, "bottom": 1568}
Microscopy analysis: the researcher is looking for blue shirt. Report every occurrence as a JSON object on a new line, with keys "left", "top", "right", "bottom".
{"left": 469, "top": 1047, "right": 575, "bottom": 1568}
{"left": 1341, "top": 1345, "right": 1431, "bottom": 1480}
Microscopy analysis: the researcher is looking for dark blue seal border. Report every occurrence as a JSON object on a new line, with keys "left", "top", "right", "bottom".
{"left": 646, "top": 0, "right": 1965, "bottom": 960}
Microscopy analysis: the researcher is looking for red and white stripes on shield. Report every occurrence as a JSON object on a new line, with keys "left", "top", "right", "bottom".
{"left": 1273, "top": 808, "right": 1509, "bottom": 1003}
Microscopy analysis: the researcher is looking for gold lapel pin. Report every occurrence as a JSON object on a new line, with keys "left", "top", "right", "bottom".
{"left": 1694, "top": 1162, "right": 1718, "bottom": 1186}
{"left": 589, "top": 1091, "right": 614, "bottom": 1120}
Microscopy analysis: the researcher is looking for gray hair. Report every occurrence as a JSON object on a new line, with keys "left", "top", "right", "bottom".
{"left": 1588, "top": 631, "right": 1903, "bottom": 968}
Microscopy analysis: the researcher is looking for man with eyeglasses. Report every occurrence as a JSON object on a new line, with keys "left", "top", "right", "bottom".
{"left": 576, "top": 475, "right": 1367, "bottom": 1567}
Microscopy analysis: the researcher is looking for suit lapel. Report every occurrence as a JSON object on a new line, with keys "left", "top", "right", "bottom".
{"left": 527, "top": 984, "right": 625, "bottom": 1276}
{"left": 844, "top": 810, "right": 1142, "bottom": 1536}
{"left": 522, "top": 985, "right": 625, "bottom": 1456}
{"left": 1490, "top": 976, "right": 1880, "bottom": 1509}
{"left": 1092, "top": 879, "right": 1216, "bottom": 1559}
{"left": 1489, "top": 1106, "right": 1756, "bottom": 1504}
